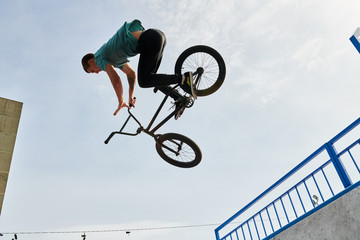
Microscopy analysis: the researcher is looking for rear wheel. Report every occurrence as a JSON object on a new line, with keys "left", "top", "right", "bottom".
{"left": 175, "top": 45, "right": 226, "bottom": 96}
{"left": 155, "top": 133, "right": 202, "bottom": 168}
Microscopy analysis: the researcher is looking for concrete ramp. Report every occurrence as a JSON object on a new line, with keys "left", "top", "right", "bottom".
{"left": 273, "top": 183, "right": 360, "bottom": 240}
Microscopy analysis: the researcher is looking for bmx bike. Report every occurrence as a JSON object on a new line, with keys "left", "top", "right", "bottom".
{"left": 105, "top": 45, "right": 226, "bottom": 168}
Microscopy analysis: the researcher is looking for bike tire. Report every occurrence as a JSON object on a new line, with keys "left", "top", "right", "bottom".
{"left": 175, "top": 45, "right": 226, "bottom": 96}
{"left": 155, "top": 133, "right": 202, "bottom": 168}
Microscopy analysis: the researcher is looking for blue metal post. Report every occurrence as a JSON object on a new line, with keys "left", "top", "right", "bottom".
{"left": 259, "top": 212, "right": 267, "bottom": 237}
{"left": 235, "top": 230, "right": 240, "bottom": 240}
{"left": 348, "top": 149, "right": 360, "bottom": 174}
{"left": 325, "top": 142, "right": 352, "bottom": 188}
{"left": 321, "top": 168, "right": 334, "bottom": 196}
{"left": 241, "top": 225, "right": 246, "bottom": 240}
{"left": 247, "top": 222, "right": 253, "bottom": 240}
{"left": 312, "top": 175, "right": 324, "bottom": 202}
{"left": 253, "top": 217, "right": 260, "bottom": 240}
{"left": 266, "top": 207, "right": 274, "bottom": 233}
{"left": 350, "top": 28, "right": 360, "bottom": 54}
{"left": 287, "top": 192, "right": 298, "bottom": 218}
{"left": 273, "top": 203, "right": 282, "bottom": 228}
{"left": 295, "top": 186, "right": 306, "bottom": 213}
{"left": 280, "top": 198, "right": 289, "bottom": 223}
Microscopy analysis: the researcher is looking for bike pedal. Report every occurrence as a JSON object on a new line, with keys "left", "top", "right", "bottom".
{"left": 168, "top": 104, "right": 176, "bottom": 111}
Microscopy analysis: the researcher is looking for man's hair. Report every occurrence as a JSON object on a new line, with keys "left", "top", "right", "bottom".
{"left": 81, "top": 53, "right": 95, "bottom": 73}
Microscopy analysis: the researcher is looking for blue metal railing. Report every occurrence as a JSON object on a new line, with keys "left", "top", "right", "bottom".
{"left": 215, "top": 117, "right": 360, "bottom": 240}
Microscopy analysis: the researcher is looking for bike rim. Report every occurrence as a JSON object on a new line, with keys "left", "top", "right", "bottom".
{"left": 181, "top": 52, "right": 220, "bottom": 92}
{"left": 160, "top": 138, "right": 197, "bottom": 164}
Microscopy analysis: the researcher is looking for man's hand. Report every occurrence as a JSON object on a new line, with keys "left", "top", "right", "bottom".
{"left": 113, "top": 100, "right": 130, "bottom": 116}
{"left": 129, "top": 96, "right": 136, "bottom": 108}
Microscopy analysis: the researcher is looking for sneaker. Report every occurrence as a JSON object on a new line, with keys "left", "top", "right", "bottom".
{"left": 174, "top": 97, "right": 192, "bottom": 120}
{"left": 183, "top": 72, "right": 197, "bottom": 100}
{"left": 175, "top": 105, "right": 186, "bottom": 120}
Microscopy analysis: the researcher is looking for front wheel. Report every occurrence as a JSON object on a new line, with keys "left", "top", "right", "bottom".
{"left": 175, "top": 45, "right": 226, "bottom": 97}
{"left": 155, "top": 133, "right": 202, "bottom": 168}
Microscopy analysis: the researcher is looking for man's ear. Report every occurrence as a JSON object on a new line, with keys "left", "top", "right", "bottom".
{"left": 88, "top": 58, "right": 95, "bottom": 65}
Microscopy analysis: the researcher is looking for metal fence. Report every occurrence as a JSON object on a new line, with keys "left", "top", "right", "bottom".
{"left": 215, "top": 117, "right": 360, "bottom": 240}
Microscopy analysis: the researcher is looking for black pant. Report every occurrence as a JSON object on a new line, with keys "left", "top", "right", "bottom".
{"left": 137, "top": 29, "right": 182, "bottom": 99}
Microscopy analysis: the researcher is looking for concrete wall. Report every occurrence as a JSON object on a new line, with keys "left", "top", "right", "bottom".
{"left": 272, "top": 184, "right": 360, "bottom": 240}
{"left": 0, "top": 97, "right": 23, "bottom": 215}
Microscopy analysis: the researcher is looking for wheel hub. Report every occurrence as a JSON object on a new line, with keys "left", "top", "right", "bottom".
{"left": 196, "top": 67, "right": 204, "bottom": 75}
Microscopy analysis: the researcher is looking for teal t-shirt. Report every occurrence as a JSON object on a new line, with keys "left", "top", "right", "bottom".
{"left": 95, "top": 19, "right": 145, "bottom": 71}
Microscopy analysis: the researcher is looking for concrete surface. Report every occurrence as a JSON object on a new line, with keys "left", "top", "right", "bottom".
{"left": 272, "top": 184, "right": 360, "bottom": 240}
{"left": 0, "top": 97, "right": 23, "bottom": 215}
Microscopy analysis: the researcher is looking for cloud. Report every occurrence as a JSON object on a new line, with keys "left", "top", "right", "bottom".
{"left": 292, "top": 37, "right": 325, "bottom": 71}
{"left": 140, "top": 0, "right": 296, "bottom": 105}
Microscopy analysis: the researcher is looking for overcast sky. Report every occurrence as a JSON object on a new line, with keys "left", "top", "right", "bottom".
{"left": 1, "top": 0, "right": 360, "bottom": 239}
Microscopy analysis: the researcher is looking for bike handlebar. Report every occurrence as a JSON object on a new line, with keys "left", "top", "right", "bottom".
{"left": 104, "top": 132, "right": 116, "bottom": 144}
{"left": 129, "top": 97, "right": 136, "bottom": 108}
{"left": 105, "top": 97, "right": 142, "bottom": 144}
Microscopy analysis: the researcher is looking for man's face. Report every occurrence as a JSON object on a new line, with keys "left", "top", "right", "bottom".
{"left": 87, "top": 59, "right": 101, "bottom": 74}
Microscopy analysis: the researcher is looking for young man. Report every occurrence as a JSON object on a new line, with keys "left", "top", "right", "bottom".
{"left": 82, "top": 19, "right": 196, "bottom": 116}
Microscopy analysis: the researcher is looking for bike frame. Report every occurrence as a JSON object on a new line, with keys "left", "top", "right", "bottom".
{"left": 104, "top": 85, "right": 183, "bottom": 144}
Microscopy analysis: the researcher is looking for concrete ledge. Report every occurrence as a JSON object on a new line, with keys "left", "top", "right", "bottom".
{"left": 0, "top": 97, "right": 22, "bottom": 215}
{"left": 0, "top": 97, "right": 22, "bottom": 117}
{"left": 272, "top": 182, "right": 360, "bottom": 240}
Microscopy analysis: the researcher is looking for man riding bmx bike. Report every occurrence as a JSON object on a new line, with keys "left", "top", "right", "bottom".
{"left": 81, "top": 19, "right": 196, "bottom": 119}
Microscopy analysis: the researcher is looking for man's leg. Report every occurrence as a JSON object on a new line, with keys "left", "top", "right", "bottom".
{"left": 156, "top": 86, "right": 182, "bottom": 99}
{"left": 137, "top": 29, "right": 182, "bottom": 96}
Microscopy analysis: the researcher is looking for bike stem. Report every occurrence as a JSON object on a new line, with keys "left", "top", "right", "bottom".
{"left": 104, "top": 107, "right": 143, "bottom": 144}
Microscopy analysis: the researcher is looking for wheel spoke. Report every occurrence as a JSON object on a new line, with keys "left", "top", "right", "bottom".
{"left": 175, "top": 45, "right": 225, "bottom": 97}
{"left": 161, "top": 139, "right": 196, "bottom": 162}
{"left": 156, "top": 133, "right": 201, "bottom": 168}
{"left": 181, "top": 52, "right": 220, "bottom": 92}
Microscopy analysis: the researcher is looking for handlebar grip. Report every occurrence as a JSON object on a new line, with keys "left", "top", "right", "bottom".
{"left": 129, "top": 97, "right": 136, "bottom": 108}
{"left": 105, "top": 132, "right": 116, "bottom": 144}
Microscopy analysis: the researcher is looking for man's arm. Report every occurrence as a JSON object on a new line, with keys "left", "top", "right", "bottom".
{"left": 121, "top": 63, "right": 137, "bottom": 107}
{"left": 105, "top": 63, "right": 130, "bottom": 115}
